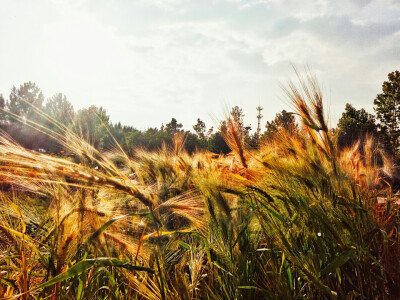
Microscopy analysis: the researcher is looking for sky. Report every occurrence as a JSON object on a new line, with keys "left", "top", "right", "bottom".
{"left": 0, "top": 0, "right": 399, "bottom": 131}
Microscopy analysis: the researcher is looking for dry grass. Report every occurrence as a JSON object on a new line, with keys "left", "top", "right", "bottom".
{"left": 0, "top": 71, "right": 398, "bottom": 299}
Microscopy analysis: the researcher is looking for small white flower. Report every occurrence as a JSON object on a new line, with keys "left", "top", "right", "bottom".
{"left": 317, "top": 232, "right": 322, "bottom": 237}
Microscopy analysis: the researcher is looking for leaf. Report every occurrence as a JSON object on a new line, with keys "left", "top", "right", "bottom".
{"left": 238, "top": 286, "right": 261, "bottom": 290}
{"left": 256, "top": 248, "right": 277, "bottom": 253}
{"left": 291, "top": 213, "right": 299, "bottom": 223}
{"left": 0, "top": 224, "right": 43, "bottom": 259}
{"left": 213, "top": 261, "right": 234, "bottom": 277}
{"left": 279, "top": 252, "right": 286, "bottom": 274}
{"left": 83, "top": 211, "right": 151, "bottom": 246}
{"left": 264, "top": 206, "right": 285, "bottom": 223}
{"left": 367, "top": 229, "right": 388, "bottom": 254}
{"left": 34, "top": 258, "right": 154, "bottom": 291}
{"left": 336, "top": 202, "right": 367, "bottom": 212}
{"left": 336, "top": 268, "right": 341, "bottom": 284}
{"left": 248, "top": 186, "right": 275, "bottom": 203}
{"left": 0, "top": 277, "right": 18, "bottom": 289}
{"left": 303, "top": 118, "right": 322, "bottom": 131}
{"left": 76, "top": 278, "right": 84, "bottom": 300}
{"left": 178, "top": 241, "right": 191, "bottom": 250}
{"left": 7, "top": 200, "right": 26, "bottom": 234}
{"left": 285, "top": 261, "right": 293, "bottom": 291}
{"left": 319, "top": 248, "right": 356, "bottom": 277}
{"left": 142, "top": 229, "right": 196, "bottom": 241}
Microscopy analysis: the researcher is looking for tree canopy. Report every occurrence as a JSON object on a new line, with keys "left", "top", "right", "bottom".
{"left": 7, "top": 81, "right": 44, "bottom": 122}
{"left": 2, "top": 73, "right": 400, "bottom": 159}
{"left": 374, "top": 70, "right": 400, "bottom": 157}
{"left": 336, "top": 103, "right": 377, "bottom": 148}
{"left": 263, "top": 109, "right": 298, "bottom": 140}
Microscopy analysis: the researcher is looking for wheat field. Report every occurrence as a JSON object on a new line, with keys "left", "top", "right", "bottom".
{"left": 0, "top": 74, "right": 399, "bottom": 299}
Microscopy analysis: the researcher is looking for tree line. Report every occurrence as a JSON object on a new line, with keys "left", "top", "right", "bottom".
{"left": 0, "top": 70, "right": 399, "bottom": 161}
{"left": 0, "top": 82, "right": 232, "bottom": 154}
{"left": 336, "top": 70, "right": 400, "bottom": 164}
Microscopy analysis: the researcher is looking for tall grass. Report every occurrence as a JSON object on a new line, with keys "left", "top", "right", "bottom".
{"left": 0, "top": 73, "right": 398, "bottom": 299}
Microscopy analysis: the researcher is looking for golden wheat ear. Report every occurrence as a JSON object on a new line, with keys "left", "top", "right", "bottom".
{"left": 220, "top": 117, "right": 248, "bottom": 169}
{"left": 173, "top": 132, "right": 187, "bottom": 156}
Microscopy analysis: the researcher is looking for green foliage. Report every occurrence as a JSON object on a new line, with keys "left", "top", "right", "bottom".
{"left": 374, "top": 70, "right": 400, "bottom": 158}
{"left": 125, "top": 127, "right": 170, "bottom": 151}
{"left": 42, "top": 93, "right": 75, "bottom": 152}
{"left": 7, "top": 81, "right": 44, "bottom": 121}
{"left": 37, "top": 258, "right": 154, "bottom": 289}
{"left": 73, "top": 105, "right": 111, "bottom": 149}
{"left": 165, "top": 118, "right": 183, "bottom": 136}
{"left": 208, "top": 131, "right": 231, "bottom": 154}
{"left": 193, "top": 118, "right": 206, "bottom": 139}
{"left": 192, "top": 118, "right": 212, "bottom": 150}
{"left": 336, "top": 103, "right": 377, "bottom": 148}
{"left": 264, "top": 109, "right": 298, "bottom": 140}
{"left": 230, "top": 106, "right": 252, "bottom": 143}
{"left": 0, "top": 94, "right": 7, "bottom": 123}
{"left": 0, "top": 82, "right": 253, "bottom": 155}
{"left": 44, "top": 93, "right": 75, "bottom": 126}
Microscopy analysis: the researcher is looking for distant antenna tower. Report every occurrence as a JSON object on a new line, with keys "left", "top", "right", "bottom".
{"left": 256, "top": 105, "right": 263, "bottom": 138}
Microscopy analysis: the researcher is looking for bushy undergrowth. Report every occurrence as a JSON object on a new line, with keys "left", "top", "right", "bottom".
{"left": 0, "top": 74, "right": 399, "bottom": 299}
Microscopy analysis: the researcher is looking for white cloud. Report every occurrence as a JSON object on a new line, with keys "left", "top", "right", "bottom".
{"left": 0, "top": 0, "right": 398, "bottom": 130}
{"left": 138, "top": 0, "right": 191, "bottom": 11}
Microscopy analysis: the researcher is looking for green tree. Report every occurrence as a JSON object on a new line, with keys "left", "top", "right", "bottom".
{"left": 192, "top": 118, "right": 211, "bottom": 149}
{"left": 208, "top": 131, "right": 230, "bottom": 154}
{"left": 45, "top": 93, "right": 75, "bottom": 126}
{"left": 125, "top": 126, "right": 175, "bottom": 152}
{"left": 264, "top": 110, "right": 298, "bottom": 139}
{"left": 0, "top": 94, "right": 6, "bottom": 125}
{"left": 184, "top": 131, "right": 202, "bottom": 154}
{"left": 165, "top": 118, "right": 183, "bottom": 136}
{"left": 7, "top": 81, "right": 44, "bottom": 122}
{"left": 374, "top": 70, "right": 400, "bottom": 157}
{"left": 5, "top": 82, "right": 45, "bottom": 150}
{"left": 40, "top": 94, "right": 75, "bottom": 153}
{"left": 73, "top": 106, "right": 111, "bottom": 150}
{"left": 229, "top": 106, "right": 252, "bottom": 143}
{"left": 193, "top": 118, "right": 206, "bottom": 139}
{"left": 336, "top": 104, "right": 377, "bottom": 148}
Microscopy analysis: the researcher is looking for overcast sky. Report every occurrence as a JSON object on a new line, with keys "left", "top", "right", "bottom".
{"left": 0, "top": 0, "right": 399, "bottom": 130}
